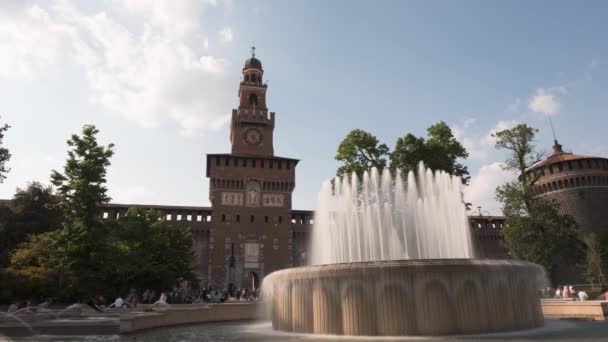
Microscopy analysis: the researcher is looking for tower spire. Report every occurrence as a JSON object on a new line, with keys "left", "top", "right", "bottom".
{"left": 251, "top": 45, "right": 256, "bottom": 58}
{"left": 548, "top": 116, "right": 563, "bottom": 154}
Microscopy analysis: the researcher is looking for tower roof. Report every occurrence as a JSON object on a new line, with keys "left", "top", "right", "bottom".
{"left": 244, "top": 57, "right": 262, "bottom": 70}
{"left": 244, "top": 46, "right": 262, "bottom": 70}
{"left": 528, "top": 140, "right": 603, "bottom": 170}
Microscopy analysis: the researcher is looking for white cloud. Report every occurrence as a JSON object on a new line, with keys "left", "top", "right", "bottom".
{"left": 452, "top": 118, "right": 518, "bottom": 162}
{"left": 482, "top": 120, "right": 519, "bottom": 147}
{"left": 528, "top": 87, "right": 565, "bottom": 116}
{"left": 0, "top": 0, "right": 236, "bottom": 135}
{"left": 219, "top": 27, "right": 233, "bottom": 42}
{"left": 464, "top": 162, "right": 514, "bottom": 215}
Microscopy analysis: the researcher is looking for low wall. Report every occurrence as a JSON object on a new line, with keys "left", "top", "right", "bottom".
{"left": 541, "top": 299, "right": 608, "bottom": 321}
{"left": 120, "top": 302, "right": 261, "bottom": 333}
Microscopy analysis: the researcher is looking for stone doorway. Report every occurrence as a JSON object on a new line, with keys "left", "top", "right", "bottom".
{"left": 248, "top": 271, "right": 259, "bottom": 290}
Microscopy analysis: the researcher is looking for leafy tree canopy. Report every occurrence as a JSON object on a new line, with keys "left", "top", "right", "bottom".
{"left": 335, "top": 129, "right": 389, "bottom": 178}
{"left": 390, "top": 122, "right": 469, "bottom": 183}
{"left": 0, "top": 118, "right": 11, "bottom": 183}
{"left": 335, "top": 122, "right": 469, "bottom": 184}
{"left": 0, "top": 182, "right": 60, "bottom": 266}
{"left": 494, "top": 124, "right": 583, "bottom": 283}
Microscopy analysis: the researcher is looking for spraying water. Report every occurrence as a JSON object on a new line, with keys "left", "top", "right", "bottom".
{"left": 309, "top": 163, "right": 473, "bottom": 265}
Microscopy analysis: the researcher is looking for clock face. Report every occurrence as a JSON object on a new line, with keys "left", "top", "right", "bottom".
{"left": 244, "top": 128, "right": 263, "bottom": 146}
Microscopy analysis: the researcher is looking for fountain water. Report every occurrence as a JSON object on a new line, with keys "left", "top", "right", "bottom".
{"left": 264, "top": 163, "right": 545, "bottom": 336}
{"left": 311, "top": 163, "right": 472, "bottom": 264}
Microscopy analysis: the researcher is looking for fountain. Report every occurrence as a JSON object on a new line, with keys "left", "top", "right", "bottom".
{"left": 264, "top": 163, "right": 545, "bottom": 336}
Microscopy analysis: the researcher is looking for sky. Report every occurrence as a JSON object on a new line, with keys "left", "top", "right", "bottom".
{"left": 1, "top": 0, "right": 607, "bottom": 214}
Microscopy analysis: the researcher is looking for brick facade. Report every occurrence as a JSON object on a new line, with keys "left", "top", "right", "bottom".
{"left": 526, "top": 142, "right": 608, "bottom": 234}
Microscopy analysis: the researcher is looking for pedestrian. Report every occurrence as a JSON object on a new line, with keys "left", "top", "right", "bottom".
{"left": 562, "top": 285, "right": 570, "bottom": 299}
{"left": 578, "top": 290, "right": 589, "bottom": 301}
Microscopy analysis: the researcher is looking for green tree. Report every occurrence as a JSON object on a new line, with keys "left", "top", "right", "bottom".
{"left": 0, "top": 118, "right": 11, "bottom": 183}
{"left": 50, "top": 125, "right": 114, "bottom": 296}
{"left": 106, "top": 208, "right": 195, "bottom": 296}
{"left": 583, "top": 233, "right": 608, "bottom": 287}
{"left": 335, "top": 129, "right": 389, "bottom": 178}
{"left": 0, "top": 182, "right": 61, "bottom": 266}
{"left": 493, "top": 124, "right": 583, "bottom": 283}
{"left": 335, "top": 123, "right": 469, "bottom": 184}
{"left": 390, "top": 122, "right": 469, "bottom": 184}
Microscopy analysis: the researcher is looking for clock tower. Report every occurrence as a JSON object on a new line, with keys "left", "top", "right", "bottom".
{"left": 205, "top": 48, "right": 299, "bottom": 289}
{"left": 230, "top": 47, "right": 275, "bottom": 156}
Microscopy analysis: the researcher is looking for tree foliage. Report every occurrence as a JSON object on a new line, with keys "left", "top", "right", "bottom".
{"left": 335, "top": 129, "right": 389, "bottom": 178}
{"left": 390, "top": 122, "right": 469, "bottom": 183}
{"left": 106, "top": 208, "right": 195, "bottom": 295}
{"left": 0, "top": 182, "right": 61, "bottom": 266}
{"left": 494, "top": 124, "right": 583, "bottom": 283}
{"left": 583, "top": 233, "right": 608, "bottom": 287}
{"left": 335, "top": 123, "right": 469, "bottom": 183}
{"left": 0, "top": 118, "right": 11, "bottom": 183}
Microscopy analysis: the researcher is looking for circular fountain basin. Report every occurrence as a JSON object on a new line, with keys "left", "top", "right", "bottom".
{"left": 265, "top": 259, "right": 545, "bottom": 336}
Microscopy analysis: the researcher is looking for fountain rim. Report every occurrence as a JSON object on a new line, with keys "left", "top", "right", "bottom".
{"left": 265, "top": 258, "right": 543, "bottom": 280}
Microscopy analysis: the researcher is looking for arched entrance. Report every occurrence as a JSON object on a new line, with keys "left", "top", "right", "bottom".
{"left": 248, "top": 271, "right": 259, "bottom": 290}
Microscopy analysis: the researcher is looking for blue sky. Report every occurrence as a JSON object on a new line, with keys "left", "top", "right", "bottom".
{"left": 1, "top": 0, "right": 607, "bottom": 214}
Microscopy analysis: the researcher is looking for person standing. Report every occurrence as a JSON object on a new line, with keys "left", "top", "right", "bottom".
{"left": 562, "top": 286, "right": 570, "bottom": 299}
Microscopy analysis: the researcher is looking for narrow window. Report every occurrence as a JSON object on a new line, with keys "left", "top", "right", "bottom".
{"left": 225, "top": 158, "right": 229, "bottom": 166}
{"left": 216, "top": 157, "right": 220, "bottom": 166}
{"left": 261, "top": 160, "right": 265, "bottom": 168}
{"left": 278, "top": 216, "right": 283, "bottom": 224}
{"left": 221, "top": 214, "right": 226, "bottom": 222}
{"left": 236, "top": 215, "right": 240, "bottom": 223}
{"left": 252, "top": 160, "right": 256, "bottom": 168}
{"left": 265, "top": 216, "right": 269, "bottom": 223}
{"left": 197, "top": 215, "right": 202, "bottom": 222}
{"left": 242, "top": 159, "right": 247, "bottom": 167}
{"left": 250, "top": 215, "right": 255, "bottom": 223}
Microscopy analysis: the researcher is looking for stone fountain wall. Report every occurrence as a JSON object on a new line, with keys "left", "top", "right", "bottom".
{"left": 266, "top": 259, "right": 544, "bottom": 336}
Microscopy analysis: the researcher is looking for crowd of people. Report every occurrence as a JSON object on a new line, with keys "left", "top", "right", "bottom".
{"left": 543, "top": 285, "right": 608, "bottom": 301}
{"left": 101, "top": 286, "right": 261, "bottom": 310}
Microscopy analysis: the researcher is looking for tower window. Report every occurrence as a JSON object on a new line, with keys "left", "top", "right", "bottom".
{"left": 252, "top": 160, "right": 256, "bottom": 168}
{"left": 261, "top": 160, "right": 265, "bottom": 168}
{"left": 236, "top": 215, "right": 240, "bottom": 223}
{"left": 216, "top": 157, "right": 220, "bottom": 166}
{"left": 249, "top": 94, "right": 258, "bottom": 106}
{"left": 278, "top": 161, "right": 282, "bottom": 169}
{"left": 265, "top": 216, "right": 269, "bottom": 223}
{"left": 224, "top": 158, "right": 229, "bottom": 166}
{"left": 221, "top": 214, "right": 226, "bottom": 222}
{"left": 250, "top": 215, "right": 255, "bottom": 223}
{"left": 242, "top": 159, "right": 247, "bottom": 167}
{"left": 278, "top": 216, "right": 283, "bottom": 224}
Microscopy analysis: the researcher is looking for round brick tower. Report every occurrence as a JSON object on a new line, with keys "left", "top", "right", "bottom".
{"left": 525, "top": 141, "right": 608, "bottom": 233}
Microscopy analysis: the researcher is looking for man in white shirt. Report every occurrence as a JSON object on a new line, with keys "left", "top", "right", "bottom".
{"left": 578, "top": 290, "right": 589, "bottom": 301}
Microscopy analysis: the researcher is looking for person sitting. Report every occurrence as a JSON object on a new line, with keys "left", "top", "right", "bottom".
{"left": 569, "top": 286, "right": 578, "bottom": 299}
{"left": 555, "top": 287, "right": 561, "bottom": 298}
{"left": 578, "top": 290, "right": 589, "bottom": 301}
{"left": 113, "top": 296, "right": 125, "bottom": 308}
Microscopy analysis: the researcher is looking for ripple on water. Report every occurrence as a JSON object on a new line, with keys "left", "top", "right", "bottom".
{"left": 3, "top": 319, "right": 608, "bottom": 342}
